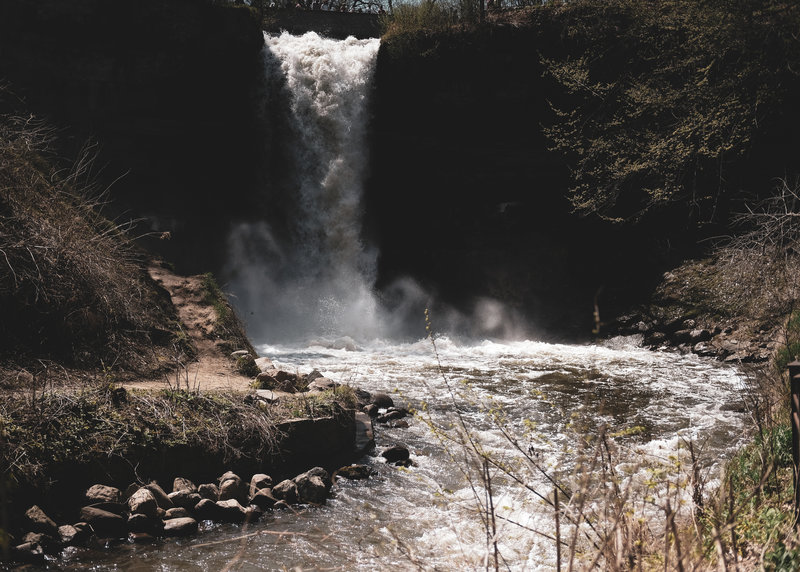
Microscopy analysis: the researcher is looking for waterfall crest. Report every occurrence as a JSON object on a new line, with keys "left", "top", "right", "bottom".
{"left": 226, "top": 32, "right": 381, "bottom": 344}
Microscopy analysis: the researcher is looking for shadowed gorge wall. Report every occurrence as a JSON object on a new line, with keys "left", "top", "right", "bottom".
{"left": 3, "top": 1, "right": 798, "bottom": 341}
{"left": 0, "top": 0, "right": 265, "bottom": 273}
{"left": 366, "top": 10, "right": 800, "bottom": 339}
{"left": 367, "top": 27, "right": 665, "bottom": 338}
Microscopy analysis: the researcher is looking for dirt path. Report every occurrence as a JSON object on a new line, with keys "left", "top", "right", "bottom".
{"left": 122, "top": 266, "right": 255, "bottom": 392}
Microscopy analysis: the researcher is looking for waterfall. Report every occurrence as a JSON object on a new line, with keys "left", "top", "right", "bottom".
{"left": 226, "top": 32, "right": 381, "bottom": 344}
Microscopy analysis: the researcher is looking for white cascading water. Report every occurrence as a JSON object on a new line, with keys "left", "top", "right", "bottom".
{"left": 225, "top": 32, "right": 382, "bottom": 343}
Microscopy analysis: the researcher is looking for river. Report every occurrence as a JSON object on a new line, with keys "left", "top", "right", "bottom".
{"left": 59, "top": 334, "right": 746, "bottom": 570}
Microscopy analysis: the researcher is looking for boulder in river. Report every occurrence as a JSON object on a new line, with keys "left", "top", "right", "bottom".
{"left": 80, "top": 506, "right": 126, "bottom": 538}
{"left": 145, "top": 482, "right": 174, "bottom": 509}
{"left": 24, "top": 505, "right": 59, "bottom": 537}
{"left": 168, "top": 490, "right": 202, "bottom": 510}
{"left": 295, "top": 468, "right": 329, "bottom": 505}
{"left": 250, "top": 489, "right": 278, "bottom": 510}
{"left": 198, "top": 483, "right": 220, "bottom": 501}
{"left": 381, "top": 445, "right": 411, "bottom": 466}
{"left": 58, "top": 524, "right": 89, "bottom": 546}
{"left": 371, "top": 392, "right": 394, "bottom": 409}
{"left": 215, "top": 499, "right": 248, "bottom": 523}
{"left": 336, "top": 465, "right": 371, "bottom": 480}
{"left": 128, "top": 487, "right": 158, "bottom": 519}
{"left": 250, "top": 473, "right": 273, "bottom": 495}
{"left": 272, "top": 479, "right": 299, "bottom": 504}
{"left": 163, "top": 517, "right": 198, "bottom": 537}
{"left": 219, "top": 471, "right": 248, "bottom": 504}
{"left": 172, "top": 477, "right": 197, "bottom": 495}
{"left": 85, "top": 484, "right": 121, "bottom": 504}
{"left": 165, "top": 507, "right": 192, "bottom": 519}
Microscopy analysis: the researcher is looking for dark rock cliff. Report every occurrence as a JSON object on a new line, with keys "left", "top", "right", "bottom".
{"left": 0, "top": 0, "right": 265, "bottom": 273}
{"left": 366, "top": 27, "right": 671, "bottom": 339}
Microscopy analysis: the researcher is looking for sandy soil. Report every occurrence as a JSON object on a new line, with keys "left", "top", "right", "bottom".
{"left": 121, "top": 266, "right": 256, "bottom": 392}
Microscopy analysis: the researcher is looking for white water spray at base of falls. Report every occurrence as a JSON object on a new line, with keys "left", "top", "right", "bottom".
{"left": 225, "top": 32, "right": 382, "bottom": 343}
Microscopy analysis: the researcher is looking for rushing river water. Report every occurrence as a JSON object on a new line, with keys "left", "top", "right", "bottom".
{"left": 61, "top": 336, "right": 746, "bottom": 571}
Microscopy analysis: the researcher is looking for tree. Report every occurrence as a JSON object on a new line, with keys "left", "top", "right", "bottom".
{"left": 542, "top": 0, "right": 800, "bottom": 224}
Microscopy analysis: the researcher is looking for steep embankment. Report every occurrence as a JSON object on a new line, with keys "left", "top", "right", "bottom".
{"left": 0, "top": 0, "right": 266, "bottom": 274}
{"left": 368, "top": 24, "right": 672, "bottom": 338}
{"left": 368, "top": 4, "right": 800, "bottom": 340}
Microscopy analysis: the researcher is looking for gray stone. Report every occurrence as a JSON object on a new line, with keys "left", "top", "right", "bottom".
{"left": 255, "top": 356, "right": 275, "bottom": 372}
{"left": 381, "top": 445, "right": 410, "bottom": 465}
{"left": 336, "top": 465, "right": 371, "bottom": 480}
{"left": 693, "top": 342, "right": 717, "bottom": 357}
{"left": 372, "top": 392, "right": 394, "bottom": 409}
{"left": 250, "top": 473, "right": 273, "bottom": 495}
{"left": 272, "top": 479, "right": 298, "bottom": 504}
{"left": 165, "top": 507, "right": 192, "bottom": 519}
{"left": 22, "top": 532, "right": 60, "bottom": 554}
{"left": 58, "top": 524, "right": 86, "bottom": 546}
{"left": 85, "top": 484, "right": 121, "bottom": 504}
{"left": 355, "top": 411, "right": 375, "bottom": 455}
{"left": 163, "top": 517, "right": 198, "bottom": 537}
{"left": 215, "top": 499, "right": 247, "bottom": 523}
{"left": 172, "top": 477, "right": 197, "bottom": 495}
{"left": 80, "top": 506, "right": 126, "bottom": 538}
{"left": 295, "top": 467, "right": 330, "bottom": 488}
{"left": 168, "top": 490, "right": 202, "bottom": 510}
{"left": 194, "top": 498, "right": 223, "bottom": 521}
{"left": 127, "top": 513, "right": 162, "bottom": 535}
{"left": 307, "top": 377, "right": 339, "bottom": 392}
{"left": 12, "top": 541, "right": 44, "bottom": 564}
{"left": 250, "top": 489, "right": 278, "bottom": 510}
{"left": 128, "top": 488, "right": 158, "bottom": 519}
{"left": 145, "top": 482, "right": 174, "bottom": 509}
{"left": 24, "top": 505, "right": 58, "bottom": 537}
{"left": 375, "top": 408, "right": 408, "bottom": 424}
{"left": 295, "top": 474, "right": 327, "bottom": 505}
{"left": 690, "top": 329, "right": 712, "bottom": 343}
{"left": 84, "top": 501, "right": 126, "bottom": 515}
{"left": 198, "top": 483, "right": 219, "bottom": 501}
{"left": 219, "top": 472, "right": 248, "bottom": 504}
{"left": 129, "top": 531, "right": 156, "bottom": 543}
{"left": 256, "top": 370, "right": 300, "bottom": 393}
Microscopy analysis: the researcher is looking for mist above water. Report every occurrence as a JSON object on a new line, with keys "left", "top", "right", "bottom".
{"left": 223, "top": 32, "right": 528, "bottom": 345}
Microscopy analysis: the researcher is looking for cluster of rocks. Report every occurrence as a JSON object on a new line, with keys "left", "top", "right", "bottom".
{"left": 612, "top": 314, "right": 776, "bottom": 363}
{"left": 11, "top": 465, "right": 359, "bottom": 564}
{"left": 360, "top": 391, "right": 414, "bottom": 467}
{"left": 235, "top": 352, "right": 343, "bottom": 395}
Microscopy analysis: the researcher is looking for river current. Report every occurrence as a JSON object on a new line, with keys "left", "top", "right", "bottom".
{"left": 62, "top": 335, "right": 746, "bottom": 571}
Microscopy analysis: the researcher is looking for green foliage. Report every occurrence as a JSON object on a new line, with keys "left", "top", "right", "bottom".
{"left": 765, "top": 542, "right": 800, "bottom": 572}
{"left": 381, "top": 0, "right": 483, "bottom": 38}
{"left": 236, "top": 355, "right": 261, "bottom": 377}
{"left": 542, "top": 0, "right": 800, "bottom": 222}
{"left": 706, "top": 424, "right": 797, "bottom": 563}
{"left": 284, "top": 386, "right": 358, "bottom": 419}
{"left": 776, "top": 310, "right": 800, "bottom": 371}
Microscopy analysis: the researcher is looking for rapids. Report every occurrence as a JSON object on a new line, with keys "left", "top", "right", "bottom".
{"left": 59, "top": 336, "right": 746, "bottom": 570}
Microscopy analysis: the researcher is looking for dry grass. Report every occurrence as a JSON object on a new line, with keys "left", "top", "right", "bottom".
{"left": 0, "top": 88, "right": 178, "bottom": 372}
